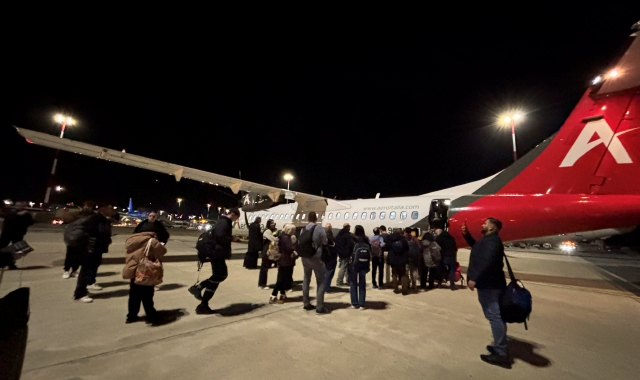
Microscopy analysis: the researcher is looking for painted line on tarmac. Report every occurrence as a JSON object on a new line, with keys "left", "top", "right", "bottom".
{"left": 596, "top": 267, "right": 640, "bottom": 293}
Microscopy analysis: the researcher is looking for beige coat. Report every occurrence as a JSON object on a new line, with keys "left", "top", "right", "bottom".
{"left": 122, "top": 232, "right": 167, "bottom": 280}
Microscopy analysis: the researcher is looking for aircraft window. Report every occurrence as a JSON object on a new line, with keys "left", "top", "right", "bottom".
{"left": 269, "top": 214, "right": 274, "bottom": 219}
{"left": 380, "top": 212, "right": 386, "bottom": 220}
{"left": 302, "top": 213, "right": 306, "bottom": 220}
{"left": 296, "top": 214, "right": 300, "bottom": 220}
{"left": 336, "top": 212, "right": 341, "bottom": 220}
{"left": 400, "top": 211, "right": 407, "bottom": 220}
{"left": 328, "top": 213, "right": 333, "bottom": 220}
{"left": 280, "top": 214, "right": 285, "bottom": 219}
{"left": 370, "top": 212, "right": 376, "bottom": 220}
{"left": 321, "top": 213, "right": 325, "bottom": 220}
{"left": 353, "top": 212, "right": 358, "bottom": 220}
{"left": 290, "top": 214, "right": 294, "bottom": 220}
{"left": 344, "top": 212, "right": 349, "bottom": 220}
{"left": 390, "top": 211, "right": 396, "bottom": 220}
{"left": 411, "top": 211, "right": 418, "bottom": 220}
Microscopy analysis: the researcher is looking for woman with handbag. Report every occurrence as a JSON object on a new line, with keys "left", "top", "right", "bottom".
{"left": 269, "top": 224, "right": 298, "bottom": 304}
{"left": 122, "top": 232, "right": 167, "bottom": 324}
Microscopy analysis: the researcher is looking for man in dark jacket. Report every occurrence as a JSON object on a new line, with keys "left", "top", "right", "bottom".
{"left": 433, "top": 219, "right": 458, "bottom": 290}
{"left": 243, "top": 216, "right": 262, "bottom": 269}
{"left": 133, "top": 211, "right": 170, "bottom": 244}
{"left": 189, "top": 208, "right": 240, "bottom": 314}
{"left": 322, "top": 223, "right": 337, "bottom": 291}
{"left": 62, "top": 201, "right": 96, "bottom": 278}
{"left": 463, "top": 217, "right": 510, "bottom": 369}
{"left": 334, "top": 223, "right": 354, "bottom": 286}
{"left": 379, "top": 225, "right": 391, "bottom": 287}
{"left": 0, "top": 202, "right": 34, "bottom": 269}
{"left": 73, "top": 206, "right": 116, "bottom": 302}
{"left": 386, "top": 229, "right": 409, "bottom": 295}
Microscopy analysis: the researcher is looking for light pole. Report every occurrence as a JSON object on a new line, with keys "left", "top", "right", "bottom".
{"left": 499, "top": 112, "right": 524, "bottom": 163}
{"left": 44, "top": 114, "right": 76, "bottom": 204}
{"left": 284, "top": 173, "right": 293, "bottom": 203}
{"left": 177, "top": 198, "right": 183, "bottom": 214}
{"left": 207, "top": 203, "right": 211, "bottom": 218}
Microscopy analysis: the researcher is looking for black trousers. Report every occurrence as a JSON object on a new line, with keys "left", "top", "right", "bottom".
{"left": 73, "top": 254, "right": 102, "bottom": 299}
{"left": 200, "top": 258, "right": 228, "bottom": 290}
{"left": 420, "top": 263, "right": 437, "bottom": 289}
{"left": 258, "top": 251, "right": 276, "bottom": 287}
{"left": 272, "top": 266, "right": 294, "bottom": 296}
{"left": 371, "top": 256, "right": 384, "bottom": 286}
{"left": 63, "top": 245, "right": 82, "bottom": 272}
{"left": 0, "top": 235, "right": 24, "bottom": 268}
{"left": 128, "top": 279, "right": 157, "bottom": 319}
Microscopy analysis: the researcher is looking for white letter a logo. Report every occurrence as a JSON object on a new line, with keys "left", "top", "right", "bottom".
{"left": 560, "top": 119, "right": 637, "bottom": 167}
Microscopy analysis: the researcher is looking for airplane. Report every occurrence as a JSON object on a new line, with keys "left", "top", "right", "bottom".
{"left": 13, "top": 20, "right": 640, "bottom": 251}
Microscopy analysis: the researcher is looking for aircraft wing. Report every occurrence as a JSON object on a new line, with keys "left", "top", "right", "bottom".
{"left": 14, "top": 126, "right": 330, "bottom": 205}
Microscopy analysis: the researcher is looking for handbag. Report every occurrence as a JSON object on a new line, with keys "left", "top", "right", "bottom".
{"left": 267, "top": 239, "right": 281, "bottom": 261}
{"left": 0, "top": 240, "right": 34, "bottom": 261}
{"left": 134, "top": 239, "right": 164, "bottom": 286}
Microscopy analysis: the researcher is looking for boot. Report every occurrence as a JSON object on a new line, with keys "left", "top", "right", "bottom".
{"left": 196, "top": 288, "right": 216, "bottom": 314}
{"left": 401, "top": 276, "right": 409, "bottom": 296}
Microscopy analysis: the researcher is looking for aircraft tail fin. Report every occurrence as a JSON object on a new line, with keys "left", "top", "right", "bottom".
{"left": 475, "top": 23, "right": 640, "bottom": 196}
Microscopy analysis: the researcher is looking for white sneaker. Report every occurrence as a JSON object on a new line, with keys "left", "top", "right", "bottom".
{"left": 70, "top": 271, "right": 79, "bottom": 278}
{"left": 62, "top": 271, "right": 70, "bottom": 279}
{"left": 154, "top": 285, "right": 161, "bottom": 291}
{"left": 76, "top": 296, "right": 93, "bottom": 303}
{"left": 258, "top": 286, "right": 270, "bottom": 290}
{"left": 86, "top": 284, "right": 103, "bottom": 291}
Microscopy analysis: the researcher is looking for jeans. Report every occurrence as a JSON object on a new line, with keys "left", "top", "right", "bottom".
{"left": 477, "top": 288, "right": 508, "bottom": 356}
{"left": 324, "top": 261, "right": 336, "bottom": 291}
{"left": 302, "top": 251, "right": 326, "bottom": 309}
{"left": 128, "top": 279, "right": 157, "bottom": 320}
{"left": 336, "top": 258, "right": 349, "bottom": 285}
{"left": 349, "top": 269, "right": 367, "bottom": 307}
{"left": 371, "top": 256, "right": 384, "bottom": 287}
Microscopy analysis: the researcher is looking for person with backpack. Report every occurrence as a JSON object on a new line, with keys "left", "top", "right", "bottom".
{"left": 334, "top": 223, "right": 354, "bottom": 286}
{"left": 420, "top": 232, "right": 440, "bottom": 290}
{"left": 270, "top": 223, "right": 298, "bottom": 304}
{"left": 188, "top": 208, "right": 240, "bottom": 314}
{"left": 349, "top": 225, "right": 371, "bottom": 309}
{"left": 73, "top": 206, "right": 117, "bottom": 303}
{"left": 258, "top": 219, "right": 278, "bottom": 289}
{"left": 404, "top": 227, "right": 421, "bottom": 291}
{"left": 370, "top": 227, "right": 385, "bottom": 289}
{"left": 299, "top": 212, "right": 330, "bottom": 314}
{"left": 386, "top": 228, "right": 409, "bottom": 295}
{"left": 433, "top": 219, "right": 458, "bottom": 290}
{"left": 463, "top": 218, "right": 510, "bottom": 369}
{"left": 61, "top": 201, "right": 95, "bottom": 279}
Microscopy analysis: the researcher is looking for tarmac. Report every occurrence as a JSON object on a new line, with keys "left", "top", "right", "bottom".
{"left": 2, "top": 226, "right": 640, "bottom": 379}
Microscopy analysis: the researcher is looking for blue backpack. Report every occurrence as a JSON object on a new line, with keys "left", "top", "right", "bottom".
{"left": 350, "top": 242, "right": 371, "bottom": 272}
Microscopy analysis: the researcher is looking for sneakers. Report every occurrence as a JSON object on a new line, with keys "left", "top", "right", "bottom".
{"left": 70, "top": 271, "right": 79, "bottom": 278}
{"left": 351, "top": 305, "right": 360, "bottom": 309}
{"left": 75, "top": 295, "right": 93, "bottom": 303}
{"left": 315, "top": 307, "right": 331, "bottom": 315}
{"left": 359, "top": 306, "right": 366, "bottom": 310}
{"left": 154, "top": 285, "right": 161, "bottom": 291}
{"left": 269, "top": 296, "right": 284, "bottom": 305}
{"left": 188, "top": 285, "right": 203, "bottom": 301}
{"left": 278, "top": 293, "right": 287, "bottom": 302}
{"left": 480, "top": 353, "right": 511, "bottom": 369}
{"left": 258, "top": 285, "right": 270, "bottom": 290}
{"left": 62, "top": 271, "right": 71, "bottom": 279}
{"left": 86, "top": 284, "right": 103, "bottom": 291}
{"left": 303, "top": 304, "right": 316, "bottom": 311}
{"left": 195, "top": 304, "right": 215, "bottom": 315}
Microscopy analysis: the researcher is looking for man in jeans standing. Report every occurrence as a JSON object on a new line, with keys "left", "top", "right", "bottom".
{"left": 301, "top": 212, "right": 330, "bottom": 314}
{"left": 463, "top": 217, "right": 510, "bottom": 369}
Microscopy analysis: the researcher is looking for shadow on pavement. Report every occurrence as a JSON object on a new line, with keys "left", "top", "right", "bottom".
{"left": 149, "top": 308, "right": 189, "bottom": 327}
{"left": 91, "top": 289, "right": 129, "bottom": 299}
{"left": 363, "top": 301, "right": 389, "bottom": 310}
{"left": 508, "top": 336, "right": 552, "bottom": 367}
{"left": 15, "top": 265, "right": 49, "bottom": 270}
{"left": 98, "top": 281, "right": 129, "bottom": 288}
{"left": 212, "top": 303, "right": 265, "bottom": 317}
{"left": 325, "top": 287, "right": 350, "bottom": 294}
{"left": 323, "top": 302, "right": 351, "bottom": 311}
{"left": 156, "top": 283, "right": 186, "bottom": 291}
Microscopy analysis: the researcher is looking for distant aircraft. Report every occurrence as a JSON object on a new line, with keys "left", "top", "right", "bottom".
{"left": 120, "top": 198, "right": 149, "bottom": 220}
{"left": 15, "top": 21, "right": 640, "bottom": 250}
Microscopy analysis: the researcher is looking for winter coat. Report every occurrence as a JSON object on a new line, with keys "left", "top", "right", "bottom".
{"left": 122, "top": 232, "right": 167, "bottom": 279}
{"left": 386, "top": 232, "right": 409, "bottom": 267}
{"left": 248, "top": 221, "right": 262, "bottom": 252}
{"left": 212, "top": 215, "right": 234, "bottom": 259}
{"left": 465, "top": 231, "right": 507, "bottom": 289}
{"left": 277, "top": 233, "right": 298, "bottom": 267}
{"left": 334, "top": 228, "right": 355, "bottom": 260}
{"left": 84, "top": 213, "right": 112, "bottom": 254}
{"left": 134, "top": 220, "right": 170, "bottom": 244}
{"left": 436, "top": 230, "right": 458, "bottom": 260}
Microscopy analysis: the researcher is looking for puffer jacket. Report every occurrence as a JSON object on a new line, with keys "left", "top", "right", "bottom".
{"left": 122, "top": 232, "right": 167, "bottom": 280}
{"left": 386, "top": 232, "right": 409, "bottom": 267}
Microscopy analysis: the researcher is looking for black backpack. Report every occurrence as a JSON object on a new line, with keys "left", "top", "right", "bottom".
{"left": 298, "top": 225, "right": 317, "bottom": 257}
{"left": 350, "top": 242, "right": 371, "bottom": 272}
{"left": 500, "top": 253, "right": 533, "bottom": 329}
{"left": 63, "top": 217, "right": 89, "bottom": 247}
{"left": 196, "top": 230, "right": 216, "bottom": 263}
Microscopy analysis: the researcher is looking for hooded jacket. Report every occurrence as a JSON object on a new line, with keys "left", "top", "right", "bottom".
{"left": 386, "top": 232, "right": 409, "bottom": 267}
{"left": 134, "top": 220, "right": 170, "bottom": 244}
{"left": 122, "top": 232, "right": 167, "bottom": 280}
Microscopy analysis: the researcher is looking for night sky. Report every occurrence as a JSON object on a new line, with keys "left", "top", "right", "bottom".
{"left": 2, "top": 11, "right": 639, "bottom": 215}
